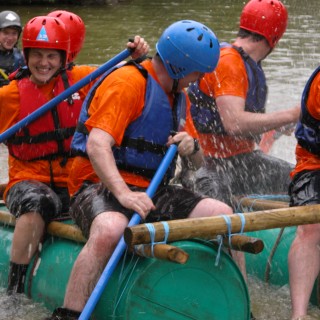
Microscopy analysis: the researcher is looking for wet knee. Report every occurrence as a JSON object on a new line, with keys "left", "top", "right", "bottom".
{"left": 88, "top": 231, "right": 119, "bottom": 257}
{"left": 296, "top": 225, "right": 320, "bottom": 244}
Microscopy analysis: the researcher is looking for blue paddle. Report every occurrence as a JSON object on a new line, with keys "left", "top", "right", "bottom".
{"left": 79, "top": 144, "right": 178, "bottom": 320}
{"left": 0, "top": 48, "right": 132, "bottom": 143}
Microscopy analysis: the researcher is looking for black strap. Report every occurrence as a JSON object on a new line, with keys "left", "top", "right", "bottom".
{"left": 121, "top": 136, "right": 167, "bottom": 154}
{"left": 8, "top": 127, "right": 75, "bottom": 145}
{"left": 75, "top": 122, "right": 89, "bottom": 135}
{"left": 61, "top": 70, "right": 74, "bottom": 105}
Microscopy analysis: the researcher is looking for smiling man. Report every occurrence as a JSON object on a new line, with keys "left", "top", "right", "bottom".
{"left": 0, "top": 15, "right": 149, "bottom": 296}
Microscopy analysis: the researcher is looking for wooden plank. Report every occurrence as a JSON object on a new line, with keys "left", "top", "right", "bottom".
{"left": 132, "top": 243, "right": 189, "bottom": 264}
{"left": 0, "top": 210, "right": 86, "bottom": 243}
{"left": 124, "top": 204, "right": 320, "bottom": 246}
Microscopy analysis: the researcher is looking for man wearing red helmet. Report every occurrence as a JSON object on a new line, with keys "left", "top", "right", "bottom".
{"left": 179, "top": 0, "right": 300, "bottom": 208}
{"left": 47, "top": 10, "right": 85, "bottom": 64}
{"left": 0, "top": 15, "right": 148, "bottom": 296}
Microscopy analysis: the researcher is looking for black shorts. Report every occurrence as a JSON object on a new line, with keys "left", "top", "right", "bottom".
{"left": 6, "top": 180, "right": 70, "bottom": 223}
{"left": 69, "top": 182, "right": 206, "bottom": 238}
{"left": 289, "top": 170, "right": 320, "bottom": 207}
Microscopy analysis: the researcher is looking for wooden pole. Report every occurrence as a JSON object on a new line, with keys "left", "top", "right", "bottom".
{"left": 132, "top": 243, "right": 189, "bottom": 264}
{"left": 124, "top": 204, "right": 320, "bottom": 246}
{"left": 0, "top": 209, "right": 86, "bottom": 243}
{"left": 48, "top": 221, "right": 86, "bottom": 243}
{"left": 234, "top": 196, "right": 288, "bottom": 210}
{"left": 0, "top": 183, "right": 7, "bottom": 199}
{"left": 221, "top": 235, "right": 264, "bottom": 254}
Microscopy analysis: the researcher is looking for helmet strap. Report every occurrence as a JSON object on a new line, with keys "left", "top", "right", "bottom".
{"left": 171, "top": 79, "right": 179, "bottom": 93}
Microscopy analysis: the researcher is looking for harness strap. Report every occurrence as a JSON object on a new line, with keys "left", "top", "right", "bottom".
{"left": 121, "top": 136, "right": 167, "bottom": 154}
{"left": 8, "top": 127, "right": 75, "bottom": 144}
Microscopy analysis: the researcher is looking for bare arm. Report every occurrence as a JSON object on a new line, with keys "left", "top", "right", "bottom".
{"left": 87, "top": 128, "right": 155, "bottom": 219}
{"left": 216, "top": 95, "right": 300, "bottom": 136}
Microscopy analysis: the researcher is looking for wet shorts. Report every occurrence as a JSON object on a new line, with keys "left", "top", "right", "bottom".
{"left": 69, "top": 181, "right": 206, "bottom": 238}
{"left": 6, "top": 180, "right": 70, "bottom": 224}
{"left": 289, "top": 170, "right": 320, "bottom": 207}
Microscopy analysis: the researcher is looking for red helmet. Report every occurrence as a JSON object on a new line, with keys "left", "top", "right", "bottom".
{"left": 47, "top": 10, "right": 85, "bottom": 62}
{"left": 240, "top": 0, "right": 288, "bottom": 48}
{"left": 22, "top": 16, "right": 70, "bottom": 65}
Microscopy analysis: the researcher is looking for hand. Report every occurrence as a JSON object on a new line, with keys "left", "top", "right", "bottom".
{"left": 127, "top": 35, "right": 149, "bottom": 60}
{"left": 167, "top": 131, "right": 197, "bottom": 157}
{"left": 117, "top": 189, "right": 155, "bottom": 220}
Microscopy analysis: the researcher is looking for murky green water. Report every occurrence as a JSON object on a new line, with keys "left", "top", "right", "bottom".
{"left": 1, "top": 0, "right": 320, "bottom": 319}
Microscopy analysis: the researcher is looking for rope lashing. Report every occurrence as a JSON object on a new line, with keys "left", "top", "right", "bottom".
{"left": 215, "top": 213, "right": 246, "bottom": 266}
{"left": 133, "top": 221, "right": 170, "bottom": 257}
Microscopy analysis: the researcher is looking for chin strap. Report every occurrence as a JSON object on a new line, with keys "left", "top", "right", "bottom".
{"left": 171, "top": 78, "right": 179, "bottom": 93}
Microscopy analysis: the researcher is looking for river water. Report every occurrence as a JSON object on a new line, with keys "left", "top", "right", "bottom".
{"left": 1, "top": 0, "right": 320, "bottom": 319}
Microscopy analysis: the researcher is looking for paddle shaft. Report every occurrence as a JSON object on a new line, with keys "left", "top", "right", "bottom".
{"left": 0, "top": 49, "right": 132, "bottom": 143}
{"left": 79, "top": 144, "right": 178, "bottom": 320}
{"left": 124, "top": 204, "right": 320, "bottom": 246}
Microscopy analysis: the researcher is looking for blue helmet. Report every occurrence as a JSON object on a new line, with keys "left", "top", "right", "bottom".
{"left": 156, "top": 20, "right": 220, "bottom": 79}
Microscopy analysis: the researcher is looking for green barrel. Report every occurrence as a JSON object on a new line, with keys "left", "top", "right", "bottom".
{"left": 0, "top": 222, "right": 250, "bottom": 319}
{"left": 246, "top": 227, "right": 319, "bottom": 306}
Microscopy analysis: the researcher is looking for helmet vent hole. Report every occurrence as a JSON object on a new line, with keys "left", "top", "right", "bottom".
{"left": 197, "top": 33, "right": 204, "bottom": 41}
{"left": 209, "top": 39, "right": 213, "bottom": 48}
{"left": 169, "top": 63, "right": 185, "bottom": 76}
{"left": 186, "top": 27, "right": 195, "bottom": 32}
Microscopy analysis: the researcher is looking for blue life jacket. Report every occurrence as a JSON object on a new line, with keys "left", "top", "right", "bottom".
{"left": 295, "top": 66, "right": 320, "bottom": 155}
{"left": 189, "top": 43, "right": 267, "bottom": 134}
{"left": 72, "top": 61, "right": 186, "bottom": 180}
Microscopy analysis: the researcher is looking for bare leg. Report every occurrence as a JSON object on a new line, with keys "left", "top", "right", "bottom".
{"left": 63, "top": 212, "right": 129, "bottom": 312}
{"left": 10, "top": 212, "right": 45, "bottom": 264}
{"left": 289, "top": 224, "right": 320, "bottom": 320}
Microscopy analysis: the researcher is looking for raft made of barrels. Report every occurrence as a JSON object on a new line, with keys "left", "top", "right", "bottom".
{"left": 0, "top": 203, "right": 250, "bottom": 319}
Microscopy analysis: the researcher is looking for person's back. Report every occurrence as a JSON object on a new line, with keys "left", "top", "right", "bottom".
{"left": 179, "top": 0, "right": 300, "bottom": 208}
{"left": 0, "top": 10, "right": 24, "bottom": 87}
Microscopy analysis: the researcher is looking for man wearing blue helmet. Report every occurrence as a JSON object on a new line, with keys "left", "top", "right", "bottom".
{"left": 46, "top": 20, "right": 245, "bottom": 319}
